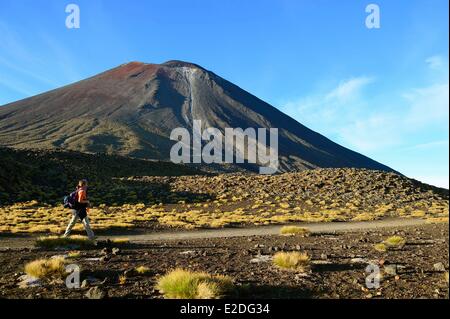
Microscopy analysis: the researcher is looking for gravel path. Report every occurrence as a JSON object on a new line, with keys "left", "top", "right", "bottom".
{"left": 0, "top": 218, "right": 428, "bottom": 249}
{"left": 103, "top": 218, "right": 427, "bottom": 242}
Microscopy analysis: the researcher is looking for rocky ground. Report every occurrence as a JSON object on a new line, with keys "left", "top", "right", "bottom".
{"left": 0, "top": 223, "right": 448, "bottom": 299}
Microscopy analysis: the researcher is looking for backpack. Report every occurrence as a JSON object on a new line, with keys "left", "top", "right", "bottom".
{"left": 63, "top": 190, "right": 79, "bottom": 209}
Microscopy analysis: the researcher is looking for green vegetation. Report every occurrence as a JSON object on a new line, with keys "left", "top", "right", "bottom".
{"left": 374, "top": 236, "right": 407, "bottom": 252}
{"left": 384, "top": 236, "right": 406, "bottom": 248}
{"left": 156, "top": 269, "right": 234, "bottom": 299}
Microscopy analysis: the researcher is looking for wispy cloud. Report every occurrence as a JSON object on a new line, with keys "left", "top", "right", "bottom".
{"left": 0, "top": 56, "right": 58, "bottom": 87}
{"left": 39, "top": 33, "right": 82, "bottom": 83}
{"left": 0, "top": 20, "right": 81, "bottom": 100}
{"left": 425, "top": 55, "right": 446, "bottom": 70}
{"left": 280, "top": 54, "right": 449, "bottom": 153}
{"left": 402, "top": 139, "right": 449, "bottom": 151}
{"left": 281, "top": 76, "right": 380, "bottom": 149}
{"left": 0, "top": 76, "right": 36, "bottom": 97}
{"left": 0, "top": 21, "right": 37, "bottom": 63}
{"left": 325, "top": 76, "right": 374, "bottom": 102}
{"left": 281, "top": 76, "right": 374, "bottom": 130}
{"left": 403, "top": 82, "right": 449, "bottom": 127}
{"left": 279, "top": 54, "right": 449, "bottom": 187}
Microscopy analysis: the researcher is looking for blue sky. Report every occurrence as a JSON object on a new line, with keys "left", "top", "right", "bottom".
{"left": 0, "top": 0, "right": 448, "bottom": 187}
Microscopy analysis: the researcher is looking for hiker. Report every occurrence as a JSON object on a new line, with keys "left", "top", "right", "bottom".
{"left": 63, "top": 179, "right": 95, "bottom": 240}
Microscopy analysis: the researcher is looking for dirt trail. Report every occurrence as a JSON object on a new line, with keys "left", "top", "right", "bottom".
{"left": 0, "top": 218, "right": 428, "bottom": 248}
{"left": 104, "top": 218, "right": 426, "bottom": 242}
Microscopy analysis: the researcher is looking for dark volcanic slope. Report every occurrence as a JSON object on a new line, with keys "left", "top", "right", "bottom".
{"left": 0, "top": 60, "right": 392, "bottom": 172}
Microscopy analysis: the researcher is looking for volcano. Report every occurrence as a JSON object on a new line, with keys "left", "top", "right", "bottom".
{"left": 0, "top": 60, "right": 392, "bottom": 172}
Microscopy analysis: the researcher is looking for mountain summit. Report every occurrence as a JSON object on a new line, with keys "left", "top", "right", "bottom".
{"left": 0, "top": 60, "right": 392, "bottom": 172}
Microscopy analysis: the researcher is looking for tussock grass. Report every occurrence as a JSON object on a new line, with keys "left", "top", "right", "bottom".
{"left": 24, "top": 257, "right": 66, "bottom": 279}
{"left": 374, "top": 236, "right": 406, "bottom": 252}
{"left": 1, "top": 168, "right": 448, "bottom": 234}
{"left": 280, "top": 226, "right": 310, "bottom": 237}
{"left": 156, "top": 269, "right": 234, "bottom": 299}
{"left": 374, "top": 243, "right": 387, "bottom": 252}
{"left": 135, "top": 266, "right": 151, "bottom": 275}
{"left": 273, "top": 252, "right": 310, "bottom": 272}
{"left": 119, "top": 275, "right": 127, "bottom": 285}
{"left": 67, "top": 251, "right": 81, "bottom": 258}
{"left": 35, "top": 235, "right": 94, "bottom": 249}
{"left": 384, "top": 236, "right": 406, "bottom": 248}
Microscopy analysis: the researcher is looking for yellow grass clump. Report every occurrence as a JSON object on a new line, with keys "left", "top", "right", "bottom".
{"left": 24, "top": 257, "right": 66, "bottom": 279}
{"left": 384, "top": 236, "right": 406, "bottom": 248}
{"left": 111, "top": 238, "right": 130, "bottom": 245}
{"left": 374, "top": 243, "right": 387, "bottom": 252}
{"left": 374, "top": 236, "right": 406, "bottom": 252}
{"left": 156, "top": 269, "right": 234, "bottom": 299}
{"left": 273, "top": 252, "right": 310, "bottom": 272}
{"left": 280, "top": 226, "right": 310, "bottom": 237}
{"left": 67, "top": 251, "right": 81, "bottom": 258}
{"left": 135, "top": 266, "right": 151, "bottom": 275}
{"left": 118, "top": 275, "right": 127, "bottom": 285}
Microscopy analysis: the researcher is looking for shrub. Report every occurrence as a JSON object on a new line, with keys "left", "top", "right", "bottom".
{"left": 273, "top": 252, "right": 310, "bottom": 272}
{"left": 280, "top": 226, "right": 310, "bottom": 237}
{"left": 24, "top": 257, "right": 66, "bottom": 279}
{"left": 156, "top": 269, "right": 234, "bottom": 299}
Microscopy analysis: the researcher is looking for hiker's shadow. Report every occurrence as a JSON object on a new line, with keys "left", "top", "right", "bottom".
{"left": 312, "top": 262, "right": 367, "bottom": 272}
